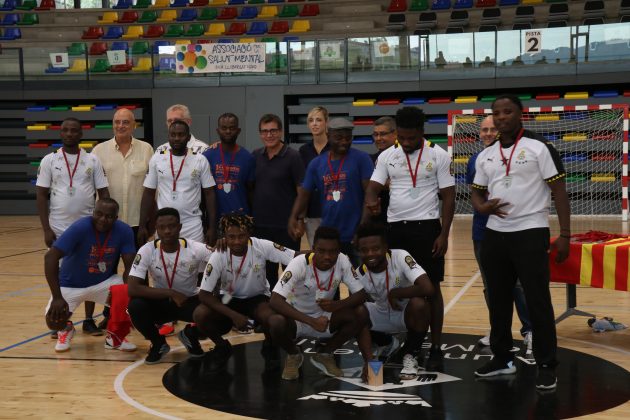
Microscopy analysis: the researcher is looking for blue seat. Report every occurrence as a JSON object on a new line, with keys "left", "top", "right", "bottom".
{"left": 431, "top": 0, "right": 450, "bottom": 10}
{"left": 155, "top": 56, "right": 176, "bottom": 72}
{"left": 170, "top": 0, "right": 188, "bottom": 6}
{"left": 0, "top": 26, "right": 20, "bottom": 39}
{"left": 111, "top": 41, "right": 129, "bottom": 51}
{"left": 1, "top": 13, "right": 18, "bottom": 25}
{"left": 453, "top": 0, "right": 473, "bottom": 8}
{"left": 112, "top": 0, "right": 132, "bottom": 8}
{"left": 593, "top": 90, "right": 618, "bottom": 98}
{"left": 152, "top": 40, "right": 172, "bottom": 54}
{"left": 228, "top": 0, "right": 246, "bottom": 3}
{"left": 177, "top": 8, "right": 197, "bottom": 21}
{"left": 499, "top": 0, "right": 519, "bottom": 5}
{"left": 238, "top": 6, "right": 258, "bottom": 18}
{"left": 283, "top": 36, "right": 299, "bottom": 42}
{"left": 102, "top": 26, "right": 124, "bottom": 39}
{"left": 247, "top": 21, "right": 268, "bottom": 35}
{"left": 268, "top": 0, "right": 284, "bottom": 3}
{"left": 403, "top": 97, "right": 425, "bottom": 104}
{"left": 0, "top": 0, "right": 16, "bottom": 11}
{"left": 45, "top": 66, "right": 67, "bottom": 74}
{"left": 218, "top": 38, "right": 235, "bottom": 43}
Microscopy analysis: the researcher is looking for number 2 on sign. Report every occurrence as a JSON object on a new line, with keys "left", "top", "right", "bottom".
{"left": 525, "top": 31, "right": 541, "bottom": 53}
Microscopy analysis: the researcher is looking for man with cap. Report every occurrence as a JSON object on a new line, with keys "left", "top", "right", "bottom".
{"left": 288, "top": 117, "right": 374, "bottom": 266}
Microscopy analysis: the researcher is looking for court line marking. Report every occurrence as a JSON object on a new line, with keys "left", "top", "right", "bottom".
{"left": 444, "top": 272, "right": 481, "bottom": 315}
{"left": 0, "top": 284, "right": 47, "bottom": 301}
{"left": 0, "top": 248, "right": 47, "bottom": 260}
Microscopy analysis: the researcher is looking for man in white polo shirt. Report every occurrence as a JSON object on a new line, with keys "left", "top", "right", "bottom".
{"left": 138, "top": 121, "right": 217, "bottom": 246}
{"left": 471, "top": 94, "right": 570, "bottom": 391}
{"left": 127, "top": 207, "right": 214, "bottom": 364}
{"left": 364, "top": 106, "right": 455, "bottom": 372}
{"left": 155, "top": 104, "right": 209, "bottom": 154}
{"left": 36, "top": 117, "right": 110, "bottom": 336}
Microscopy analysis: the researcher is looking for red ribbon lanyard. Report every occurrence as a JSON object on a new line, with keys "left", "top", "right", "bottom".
{"left": 404, "top": 141, "right": 424, "bottom": 188}
{"left": 93, "top": 227, "right": 112, "bottom": 265}
{"left": 498, "top": 128, "right": 525, "bottom": 177}
{"left": 169, "top": 150, "right": 188, "bottom": 192}
{"left": 219, "top": 143, "right": 239, "bottom": 184}
{"left": 326, "top": 153, "right": 346, "bottom": 191}
{"left": 160, "top": 244, "right": 181, "bottom": 289}
{"left": 62, "top": 148, "right": 81, "bottom": 188}
{"left": 228, "top": 248, "right": 248, "bottom": 293}
{"left": 313, "top": 259, "right": 335, "bottom": 291}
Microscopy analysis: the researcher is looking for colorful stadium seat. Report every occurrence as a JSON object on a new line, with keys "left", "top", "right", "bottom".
{"left": 225, "top": 22, "right": 247, "bottom": 35}
{"left": 0, "top": 26, "right": 19, "bottom": 39}
{"left": 238, "top": 6, "right": 258, "bottom": 18}
{"left": 289, "top": 19, "right": 309, "bottom": 32}
{"left": 89, "top": 41, "right": 108, "bottom": 55}
{"left": 228, "top": 0, "right": 245, "bottom": 4}
{"left": 170, "top": 0, "right": 188, "bottom": 6}
{"left": 0, "top": 13, "right": 18, "bottom": 25}
{"left": 99, "top": 12, "right": 118, "bottom": 24}
{"left": 112, "top": 0, "right": 132, "bottom": 9}
{"left": 164, "top": 24, "right": 185, "bottom": 37}
{"left": 35, "top": 0, "right": 55, "bottom": 10}
{"left": 0, "top": 0, "right": 16, "bottom": 11}
{"left": 454, "top": 0, "right": 473, "bottom": 7}
{"left": 16, "top": 0, "right": 36, "bottom": 10}
{"left": 67, "top": 59, "right": 87, "bottom": 73}
{"left": 82, "top": 26, "right": 105, "bottom": 39}
{"left": 131, "top": 57, "right": 152, "bottom": 72}
{"left": 190, "top": 0, "right": 208, "bottom": 5}
{"left": 431, "top": 0, "right": 451, "bottom": 10}
{"left": 247, "top": 21, "right": 268, "bottom": 35}
{"left": 499, "top": 0, "right": 519, "bottom": 5}
{"left": 300, "top": 4, "right": 319, "bottom": 16}
{"left": 387, "top": 0, "right": 407, "bottom": 12}
{"left": 111, "top": 41, "right": 129, "bottom": 51}
{"left": 410, "top": 0, "right": 428, "bottom": 11}
{"left": 151, "top": 0, "right": 170, "bottom": 8}
{"left": 133, "top": 0, "right": 151, "bottom": 8}
{"left": 198, "top": 8, "right": 218, "bottom": 20}
{"left": 102, "top": 26, "right": 124, "bottom": 39}
{"left": 259, "top": 5, "right": 278, "bottom": 17}
{"left": 118, "top": 11, "right": 138, "bottom": 23}
{"left": 204, "top": 22, "right": 225, "bottom": 35}
{"left": 18, "top": 12, "right": 38, "bottom": 25}
{"left": 278, "top": 4, "right": 298, "bottom": 17}
{"left": 138, "top": 10, "right": 157, "bottom": 22}
{"left": 111, "top": 59, "right": 134, "bottom": 72}
{"left": 143, "top": 24, "right": 165, "bottom": 37}
{"left": 157, "top": 10, "right": 177, "bottom": 22}
{"left": 90, "top": 58, "right": 110, "bottom": 73}
{"left": 476, "top": 0, "right": 497, "bottom": 7}
{"left": 68, "top": 42, "right": 87, "bottom": 56}
{"left": 185, "top": 23, "right": 205, "bottom": 36}
{"left": 268, "top": 20, "right": 289, "bottom": 34}
{"left": 217, "top": 7, "right": 238, "bottom": 19}
{"left": 177, "top": 9, "right": 198, "bottom": 21}
{"left": 131, "top": 41, "right": 149, "bottom": 54}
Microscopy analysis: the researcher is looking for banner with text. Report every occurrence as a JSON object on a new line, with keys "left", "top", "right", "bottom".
{"left": 175, "top": 43, "right": 266, "bottom": 73}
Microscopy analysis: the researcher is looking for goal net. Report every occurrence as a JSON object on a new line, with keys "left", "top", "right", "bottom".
{"left": 448, "top": 105, "right": 628, "bottom": 220}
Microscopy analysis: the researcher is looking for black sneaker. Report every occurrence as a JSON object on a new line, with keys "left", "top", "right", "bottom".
{"left": 177, "top": 324, "right": 204, "bottom": 359}
{"left": 425, "top": 346, "right": 444, "bottom": 372}
{"left": 82, "top": 318, "right": 103, "bottom": 336}
{"left": 260, "top": 339, "right": 281, "bottom": 371}
{"left": 474, "top": 358, "right": 516, "bottom": 377}
{"left": 97, "top": 317, "right": 109, "bottom": 330}
{"left": 145, "top": 343, "right": 171, "bottom": 365}
{"left": 205, "top": 342, "right": 233, "bottom": 374}
{"left": 536, "top": 366, "right": 557, "bottom": 390}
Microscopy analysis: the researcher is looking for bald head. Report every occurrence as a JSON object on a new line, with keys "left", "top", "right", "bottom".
{"left": 479, "top": 115, "right": 497, "bottom": 147}
{"left": 113, "top": 108, "right": 135, "bottom": 142}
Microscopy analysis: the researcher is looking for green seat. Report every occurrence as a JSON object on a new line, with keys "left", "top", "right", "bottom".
{"left": 90, "top": 58, "right": 110, "bottom": 73}
{"left": 261, "top": 37, "right": 276, "bottom": 43}
{"left": 248, "top": 0, "right": 264, "bottom": 3}
{"left": 517, "top": 93, "right": 532, "bottom": 101}
{"left": 410, "top": 0, "right": 429, "bottom": 11}
{"left": 132, "top": 0, "right": 151, "bottom": 8}
{"left": 16, "top": 0, "right": 36, "bottom": 10}
{"left": 185, "top": 23, "right": 205, "bottom": 37}
{"left": 17, "top": 13, "right": 38, "bottom": 25}
{"left": 67, "top": 42, "right": 86, "bottom": 56}
{"left": 480, "top": 95, "right": 496, "bottom": 102}
{"left": 138, "top": 10, "right": 157, "bottom": 23}
{"left": 198, "top": 7, "right": 218, "bottom": 20}
{"left": 277, "top": 5, "right": 298, "bottom": 18}
{"left": 131, "top": 41, "right": 149, "bottom": 54}
{"left": 164, "top": 24, "right": 184, "bottom": 37}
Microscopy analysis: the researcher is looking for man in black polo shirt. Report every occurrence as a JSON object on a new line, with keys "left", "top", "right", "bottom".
{"left": 253, "top": 114, "right": 305, "bottom": 289}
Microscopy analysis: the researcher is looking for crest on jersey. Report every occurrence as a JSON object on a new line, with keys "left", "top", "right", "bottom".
{"left": 425, "top": 162, "right": 433, "bottom": 172}
{"left": 133, "top": 254, "right": 141, "bottom": 266}
{"left": 85, "top": 167, "right": 93, "bottom": 176}
{"left": 273, "top": 243, "right": 286, "bottom": 252}
{"left": 204, "top": 263, "right": 213, "bottom": 277}
{"left": 405, "top": 255, "right": 418, "bottom": 269}
{"left": 517, "top": 150, "right": 526, "bottom": 160}
{"left": 280, "top": 271, "right": 292, "bottom": 285}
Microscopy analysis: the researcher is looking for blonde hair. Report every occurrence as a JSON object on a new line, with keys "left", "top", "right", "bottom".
{"left": 307, "top": 106, "right": 329, "bottom": 122}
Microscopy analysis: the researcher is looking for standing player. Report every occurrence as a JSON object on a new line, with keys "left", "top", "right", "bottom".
{"left": 44, "top": 198, "right": 136, "bottom": 352}
{"left": 354, "top": 222, "right": 435, "bottom": 380}
{"left": 138, "top": 121, "right": 217, "bottom": 246}
{"left": 471, "top": 94, "right": 570, "bottom": 390}
{"left": 127, "top": 207, "right": 213, "bottom": 364}
{"left": 268, "top": 226, "right": 371, "bottom": 380}
{"left": 364, "top": 106, "right": 455, "bottom": 371}
{"left": 193, "top": 214, "right": 296, "bottom": 373}
{"left": 36, "top": 117, "right": 110, "bottom": 336}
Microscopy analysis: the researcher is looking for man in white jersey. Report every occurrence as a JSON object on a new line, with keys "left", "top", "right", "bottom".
{"left": 194, "top": 213, "right": 296, "bottom": 373}
{"left": 471, "top": 94, "right": 570, "bottom": 391}
{"left": 364, "top": 106, "right": 455, "bottom": 372}
{"left": 354, "top": 222, "right": 435, "bottom": 380}
{"left": 138, "top": 120, "right": 217, "bottom": 246}
{"left": 268, "top": 226, "right": 371, "bottom": 380}
{"left": 36, "top": 117, "right": 110, "bottom": 336}
{"left": 154, "top": 104, "right": 210, "bottom": 154}
{"left": 128, "top": 207, "right": 213, "bottom": 364}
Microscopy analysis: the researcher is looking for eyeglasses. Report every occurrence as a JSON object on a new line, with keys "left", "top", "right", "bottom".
{"left": 260, "top": 128, "right": 281, "bottom": 136}
{"left": 372, "top": 129, "right": 395, "bottom": 139}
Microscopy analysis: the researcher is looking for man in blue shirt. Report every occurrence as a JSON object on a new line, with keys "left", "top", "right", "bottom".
{"left": 289, "top": 117, "right": 374, "bottom": 266}
{"left": 202, "top": 113, "right": 255, "bottom": 221}
{"left": 44, "top": 198, "right": 137, "bottom": 353}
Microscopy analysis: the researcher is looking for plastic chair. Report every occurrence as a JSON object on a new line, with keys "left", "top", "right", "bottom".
{"left": 1, "top": 13, "right": 18, "bottom": 25}
{"left": 111, "top": 59, "right": 134, "bottom": 72}
{"left": 185, "top": 23, "right": 205, "bottom": 36}
{"left": 117, "top": 10, "right": 138, "bottom": 23}
{"left": 204, "top": 22, "right": 225, "bottom": 35}
{"left": 410, "top": 0, "right": 428, "bottom": 11}
{"left": 90, "top": 58, "right": 110, "bottom": 73}
{"left": 102, "top": 26, "right": 124, "bottom": 39}
{"left": 89, "top": 41, "right": 108, "bottom": 55}
{"left": 217, "top": 7, "right": 238, "bottom": 19}
{"left": 190, "top": 0, "right": 208, "bottom": 6}
{"left": 268, "top": 20, "right": 288, "bottom": 34}
{"left": 111, "top": 41, "right": 129, "bottom": 51}
{"left": 164, "top": 23, "right": 185, "bottom": 37}
{"left": 177, "top": 8, "right": 198, "bottom": 21}
{"left": 0, "top": 26, "right": 20, "bottom": 39}
{"left": 0, "top": 0, "right": 16, "bottom": 11}
{"left": 131, "top": 57, "right": 152, "bottom": 72}
{"left": 258, "top": 5, "right": 277, "bottom": 17}
{"left": 300, "top": 4, "right": 319, "bottom": 16}
{"left": 68, "top": 42, "right": 87, "bottom": 56}
{"left": 289, "top": 19, "right": 309, "bottom": 32}
{"left": 387, "top": 0, "right": 407, "bottom": 12}
{"left": 16, "top": 0, "right": 36, "bottom": 10}
{"left": 198, "top": 7, "right": 218, "bottom": 20}
{"left": 132, "top": 0, "right": 151, "bottom": 8}
{"left": 35, "top": 0, "right": 55, "bottom": 10}
{"left": 278, "top": 4, "right": 298, "bottom": 17}
{"left": 131, "top": 40, "right": 149, "bottom": 54}
{"left": 238, "top": 6, "right": 258, "bottom": 18}
{"left": 247, "top": 21, "right": 267, "bottom": 35}
{"left": 18, "top": 12, "right": 38, "bottom": 24}
{"left": 138, "top": 10, "right": 157, "bottom": 22}
{"left": 98, "top": 11, "right": 118, "bottom": 24}
{"left": 143, "top": 24, "right": 165, "bottom": 37}
{"left": 157, "top": 9, "right": 177, "bottom": 22}
{"left": 112, "top": 0, "right": 132, "bottom": 9}
{"left": 152, "top": 0, "right": 170, "bottom": 7}
{"left": 224, "top": 22, "right": 246, "bottom": 35}
{"left": 82, "top": 26, "right": 104, "bottom": 39}
{"left": 170, "top": 0, "right": 188, "bottom": 6}
{"left": 67, "top": 59, "right": 87, "bottom": 72}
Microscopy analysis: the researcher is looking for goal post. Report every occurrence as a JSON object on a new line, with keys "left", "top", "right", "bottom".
{"left": 448, "top": 104, "right": 629, "bottom": 221}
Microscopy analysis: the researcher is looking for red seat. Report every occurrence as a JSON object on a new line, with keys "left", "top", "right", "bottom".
{"left": 111, "top": 59, "right": 134, "bottom": 72}
{"left": 475, "top": 0, "right": 496, "bottom": 7}
{"left": 189, "top": 0, "right": 208, "bottom": 5}
{"left": 536, "top": 93, "right": 560, "bottom": 100}
{"left": 82, "top": 26, "right": 104, "bottom": 39}
{"left": 387, "top": 0, "right": 407, "bottom": 12}
{"left": 196, "top": 39, "right": 211, "bottom": 44}
{"left": 117, "top": 11, "right": 138, "bottom": 23}
{"left": 428, "top": 97, "right": 451, "bottom": 104}
{"left": 217, "top": 7, "right": 238, "bottom": 19}
{"left": 268, "top": 20, "right": 289, "bottom": 34}
{"left": 143, "top": 24, "right": 164, "bottom": 38}
{"left": 89, "top": 41, "right": 108, "bottom": 55}
{"left": 377, "top": 99, "right": 401, "bottom": 105}
{"left": 35, "top": 0, "right": 55, "bottom": 10}
{"left": 225, "top": 22, "right": 246, "bottom": 35}
{"left": 300, "top": 4, "right": 319, "bottom": 16}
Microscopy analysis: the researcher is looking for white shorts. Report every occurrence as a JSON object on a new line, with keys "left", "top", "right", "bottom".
{"left": 44, "top": 274, "right": 123, "bottom": 314}
{"left": 295, "top": 311, "right": 332, "bottom": 339}
{"left": 366, "top": 301, "right": 409, "bottom": 334}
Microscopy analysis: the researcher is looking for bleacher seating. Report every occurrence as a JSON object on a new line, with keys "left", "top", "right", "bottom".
{"left": 247, "top": 21, "right": 268, "bottom": 35}
{"left": 99, "top": 12, "right": 118, "bottom": 24}
{"left": 111, "top": 41, "right": 128, "bottom": 51}
{"left": 68, "top": 42, "right": 87, "bottom": 56}
{"left": 112, "top": 0, "right": 132, "bottom": 9}
{"left": 300, "top": 4, "right": 319, "bottom": 16}
{"left": 157, "top": 10, "right": 177, "bottom": 22}
{"left": 0, "top": 26, "right": 19, "bottom": 39}
{"left": 131, "top": 57, "right": 152, "bottom": 72}
{"left": 0, "top": 0, "right": 16, "bottom": 11}
{"left": 90, "top": 58, "right": 110, "bottom": 73}
{"left": 386, "top": 14, "right": 406, "bottom": 31}
{"left": 171, "top": 0, "right": 189, "bottom": 7}
{"left": 102, "top": 26, "right": 124, "bottom": 39}
{"left": 164, "top": 24, "right": 185, "bottom": 37}
{"left": 476, "top": 0, "right": 497, "bottom": 7}
{"left": 548, "top": 3, "right": 569, "bottom": 23}
{"left": 177, "top": 9, "right": 198, "bottom": 22}
{"left": 387, "top": 0, "right": 407, "bottom": 12}
{"left": 89, "top": 41, "right": 107, "bottom": 55}
{"left": 238, "top": 6, "right": 258, "bottom": 18}
{"left": 432, "top": 0, "right": 451, "bottom": 10}
{"left": 204, "top": 22, "right": 225, "bottom": 35}
{"left": 225, "top": 22, "right": 247, "bottom": 35}
{"left": 480, "top": 7, "right": 501, "bottom": 25}
{"left": 82, "top": 26, "right": 104, "bottom": 40}
{"left": 16, "top": 0, "right": 35, "bottom": 10}
{"left": 144, "top": 24, "right": 165, "bottom": 37}
{"left": 111, "top": 59, "right": 133, "bottom": 72}
{"left": 118, "top": 11, "right": 138, "bottom": 24}
{"left": 35, "top": 0, "right": 55, "bottom": 10}
{"left": 513, "top": 6, "right": 535, "bottom": 24}
{"left": 583, "top": 0, "right": 605, "bottom": 21}
{"left": 278, "top": 5, "right": 299, "bottom": 18}
{"left": 198, "top": 8, "right": 219, "bottom": 20}
{"left": 17, "top": 13, "right": 38, "bottom": 25}
{"left": 131, "top": 41, "right": 149, "bottom": 54}
{"left": 138, "top": 10, "right": 157, "bottom": 23}
{"left": 289, "top": 19, "right": 310, "bottom": 33}
{"left": 268, "top": 20, "right": 289, "bottom": 34}
{"left": 416, "top": 12, "right": 437, "bottom": 30}
{"left": 152, "top": 0, "right": 170, "bottom": 8}
{"left": 1, "top": 13, "right": 18, "bottom": 25}
{"left": 217, "top": 7, "right": 238, "bottom": 19}
{"left": 185, "top": 23, "right": 205, "bottom": 37}
{"left": 67, "top": 58, "right": 87, "bottom": 72}
{"left": 410, "top": 0, "right": 429, "bottom": 11}
{"left": 132, "top": 0, "right": 151, "bottom": 9}
{"left": 454, "top": 0, "right": 473, "bottom": 8}
{"left": 190, "top": 0, "right": 209, "bottom": 5}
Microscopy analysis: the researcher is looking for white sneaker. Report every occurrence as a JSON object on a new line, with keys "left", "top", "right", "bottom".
{"left": 399, "top": 354, "right": 419, "bottom": 380}
{"left": 55, "top": 324, "right": 75, "bottom": 352}
{"left": 523, "top": 332, "right": 533, "bottom": 355}
{"left": 374, "top": 335, "right": 400, "bottom": 360}
{"left": 104, "top": 334, "right": 137, "bottom": 352}
{"left": 478, "top": 334, "right": 490, "bottom": 346}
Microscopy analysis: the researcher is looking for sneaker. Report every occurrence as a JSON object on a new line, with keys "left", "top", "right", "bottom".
{"left": 311, "top": 352, "right": 343, "bottom": 377}
{"left": 158, "top": 322, "right": 175, "bottom": 337}
{"left": 474, "top": 358, "right": 516, "bottom": 377}
{"left": 260, "top": 339, "right": 281, "bottom": 371}
{"left": 536, "top": 366, "right": 557, "bottom": 390}
{"left": 82, "top": 318, "right": 103, "bottom": 336}
{"left": 523, "top": 332, "right": 533, "bottom": 355}
{"left": 177, "top": 325, "right": 204, "bottom": 358}
{"left": 55, "top": 323, "right": 75, "bottom": 352}
{"left": 97, "top": 317, "right": 109, "bottom": 331}
{"left": 425, "top": 346, "right": 444, "bottom": 372}
{"left": 104, "top": 334, "right": 137, "bottom": 352}
{"left": 374, "top": 335, "right": 400, "bottom": 360}
{"left": 145, "top": 343, "right": 171, "bottom": 365}
{"left": 478, "top": 334, "right": 490, "bottom": 347}
{"left": 399, "top": 354, "right": 420, "bottom": 380}
{"left": 282, "top": 352, "right": 304, "bottom": 380}
{"left": 205, "top": 342, "right": 233, "bottom": 373}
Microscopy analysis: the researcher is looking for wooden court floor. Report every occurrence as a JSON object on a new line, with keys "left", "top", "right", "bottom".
{"left": 0, "top": 215, "right": 629, "bottom": 419}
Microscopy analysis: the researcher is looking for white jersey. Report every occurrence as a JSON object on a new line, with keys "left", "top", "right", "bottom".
{"left": 129, "top": 238, "right": 213, "bottom": 297}
{"left": 143, "top": 150, "right": 215, "bottom": 241}
{"left": 36, "top": 149, "right": 109, "bottom": 236}
{"left": 371, "top": 141, "right": 454, "bottom": 222}
{"left": 155, "top": 134, "right": 209, "bottom": 155}
{"left": 472, "top": 130, "right": 565, "bottom": 232}
{"left": 356, "top": 249, "right": 426, "bottom": 312}
{"left": 200, "top": 237, "right": 295, "bottom": 299}
{"left": 273, "top": 252, "right": 364, "bottom": 316}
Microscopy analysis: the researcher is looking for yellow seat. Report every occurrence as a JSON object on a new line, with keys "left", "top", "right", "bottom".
{"left": 211, "top": 0, "right": 227, "bottom": 4}
{"left": 453, "top": 156, "right": 470, "bottom": 164}
{"left": 71, "top": 106, "right": 92, "bottom": 111}
{"left": 239, "top": 37, "right": 255, "bottom": 43}
{"left": 151, "top": 0, "right": 169, "bottom": 8}
{"left": 565, "top": 91, "right": 589, "bottom": 100}
{"left": 204, "top": 23, "right": 225, "bottom": 35}
{"left": 591, "top": 174, "right": 616, "bottom": 182}
{"left": 562, "top": 133, "right": 588, "bottom": 141}
{"left": 521, "top": 0, "right": 543, "bottom": 4}
{"left": 131, "top": 57, "right": 152, "bottom": 72}
{"left": 122, "top": 25, "right": 143, "bottom": 39}
{"left": 535, "top": 114, "right": 559, "bottom": 121}
{"left": 289, "top": 19, "right": 310, "bottom": 33}
{"left": 156, "top": 9, "right": 177, "bottom": 22}
{"left": 352, "top": 99, "right": 376, "bottom": 106}
{"left": 79, "top": 141, "right": 98, "bottom": 149}
{"left": 259, "top": 5, "right": 278, "bottom": 18}
{"left": 67, "top": 59, "right": 87, "bottom": 73}
{"left": 98, "top": 11, "right": 118, "bottom": 24}
{"left": 175, "top": 39, "right": 191, "bottom": 44}
{"left": 26, "top": 124, "right": 49, "bottom": 131}
{"left": 456, "top": 116, "right": 478, "bottom": 123}
{"left": 455, "top": 96, "right": 478, "bottom": 103}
